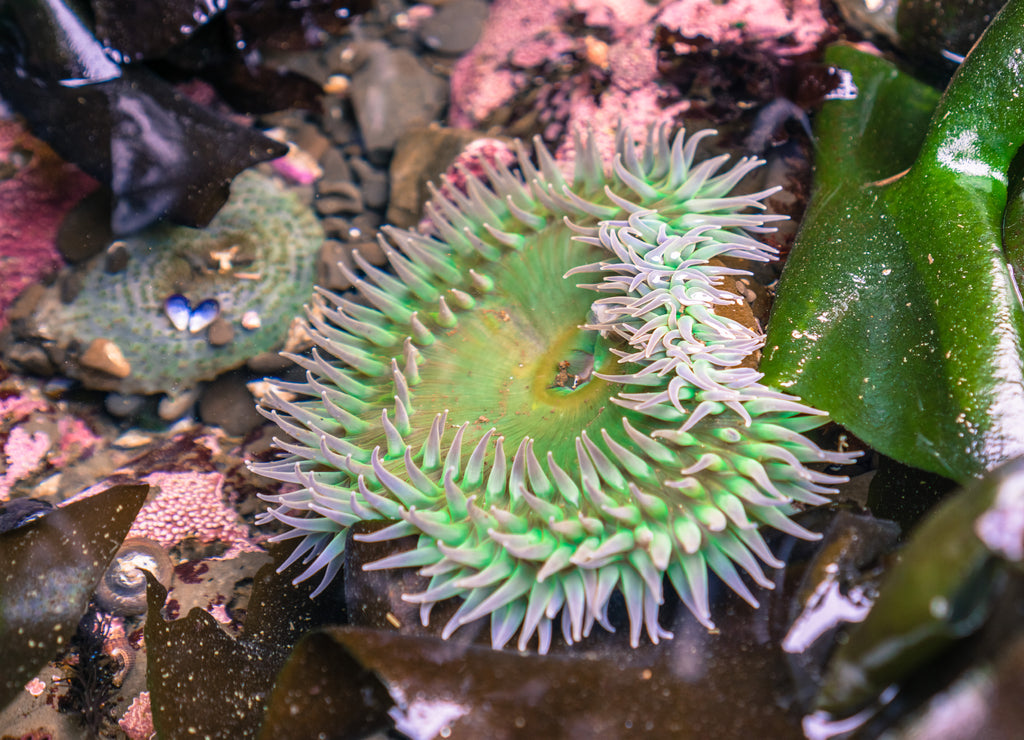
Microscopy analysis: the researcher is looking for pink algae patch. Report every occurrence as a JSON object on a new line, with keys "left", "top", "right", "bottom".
{"left": 0, "top": 118, "right": 97, "bottom": 328}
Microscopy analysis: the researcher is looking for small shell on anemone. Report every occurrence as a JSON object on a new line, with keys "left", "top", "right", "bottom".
{"left": 95, "top": 537, "right": 173, "bottom": 616}
{"left": 251, "top": 124, "right": 858, "bottom": 653}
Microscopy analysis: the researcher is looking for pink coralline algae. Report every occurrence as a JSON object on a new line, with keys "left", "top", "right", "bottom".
{"left": 0, "top": 387, "right": 102, "bottom": 500}
{"left": 449, "top": 0, "right": 830, "bottom": 163}
{"left": 0, "top": 426, "right": 51, "bottom": 501}
{"left": 0, "top": 118, "right": 96, "bottom": 328}
{"left": 119, "top": 691, "right": 155, "bottom": 740}
{"left": 50, "top": 416, "right": 102, "bottom": 468}
{"left": 127, "top": 471, "right": 264, "bottom": 557}
{"left": 655, "top": 0, "right": 828, "bottom": 56}
{"left": 449, "top": 0, "right": 676, "bottom": 162}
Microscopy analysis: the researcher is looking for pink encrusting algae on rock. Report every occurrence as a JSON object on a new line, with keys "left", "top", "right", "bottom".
{"left": 449, "top": 0, "right": 831, "bottom": 164}
{"left": 0, "top": 426, "right": 51, "bottom": 501}
{"left": 127, "top": 471, "right": 265, "bottom": 557}
{"left": 0, "top": 119, "right": 96, "bottom": 328}
{"left": 65, "top": 468, "right": 264, "bottom": 556}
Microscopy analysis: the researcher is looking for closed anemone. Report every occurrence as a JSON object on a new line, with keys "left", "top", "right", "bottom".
{"left": 251, "top": 124, "right": 857, "bottom": 653}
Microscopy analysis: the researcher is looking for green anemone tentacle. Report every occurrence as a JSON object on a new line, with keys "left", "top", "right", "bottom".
{"left": 251, "top": 124, "right": 856, "bottom": 653}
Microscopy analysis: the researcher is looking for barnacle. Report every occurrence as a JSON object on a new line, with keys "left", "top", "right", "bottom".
{"left": 252, "top": 125, "right": 856, "bottom": 652}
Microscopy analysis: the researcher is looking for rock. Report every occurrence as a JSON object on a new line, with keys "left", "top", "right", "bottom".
{"left": 103, "top": 240, "right": 130, "bottom": 273}
{"left": 314, "top": 181, "right": 364, "bottom": 215}
{"left": 199, "top": 372, "right": 265, "bottom": 437}
{"left": 318, "top": 239, "right": 356, "bottom": 291}
{"left": 349, "top": 157, "right": 389, "bottom": 209}
{"left": 386, "top": 127, "right": 482, "bottom": 227}
{"left": 57, "top": 188, "right": 114, "bottom": 263}
{"left": 157, "top": 386, "right": 200, "bottom": 420}
{"left": 318, "top": 147, "right": 352, "bottom": 183}
{"left": 105, "top": 392, "right": 146, "bottom": 418}
{"left": 291, "top": 122, "right": 332, "bottom": 163}
{"left": 348, "top": 42, "right": 447, "bottom": 162}
{"left": 416, "top": 0, "right": 489, "bottom": 55}
{"left": 80, "top": 337, "right": 132, "bottom": 378}
{"left": 5, "top": 342, "right": 53, "bottom": 376}
{"left": 206, "top": 318, "right": 234, "bottom": 347}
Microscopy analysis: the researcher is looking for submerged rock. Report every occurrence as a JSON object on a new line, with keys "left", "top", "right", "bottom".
{"left": 4, "top": 170, "right": 322, "bottom": 395}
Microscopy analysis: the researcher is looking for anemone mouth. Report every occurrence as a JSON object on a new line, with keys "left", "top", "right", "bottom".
{"left": 251, "top": 124, "right": 858, "bottom": 653}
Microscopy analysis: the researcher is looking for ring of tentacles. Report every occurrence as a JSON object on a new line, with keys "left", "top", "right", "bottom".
{"left": 252, "top": 125, "right": 855, "bottom": 653}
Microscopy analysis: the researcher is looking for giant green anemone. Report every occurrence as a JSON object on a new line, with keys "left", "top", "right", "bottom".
{"left": 251, "top": 125, "right": 855, "bottom": 652}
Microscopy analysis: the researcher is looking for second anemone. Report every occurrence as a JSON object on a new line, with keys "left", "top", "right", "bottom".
{"left": 252, "top": 125, "right": 855, "bottom": 653}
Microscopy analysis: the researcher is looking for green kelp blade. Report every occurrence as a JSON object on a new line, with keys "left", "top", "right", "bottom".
{"left": 762, "top": 1, "right": 1024, "bottom": 483}
{"left": 816, "top": 456, "right": 1024, "bottom": 715}
{"left": 0, "top": 483, "right": 148, "bottom": 710}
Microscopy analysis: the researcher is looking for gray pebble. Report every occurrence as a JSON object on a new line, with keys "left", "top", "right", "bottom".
{"left": 417, "top": 0, "right": 489, "bottom": 55}
{"left": 292, "top": 122, "right": 332, "bottom": 162}
{"left": 350, "top": 157, "right": 390, "bottom": 209}
{"left": 320, "top": 216, "right": 355, "bottom": 240}
{"left": 318, "top": 239, "right": 357, "bottom": 291}
{"left": 199, "top": 372, "right": 265, "bottom": 437}
{"left": 105, "top": 392, "right": 146, "bottom": 418}
{"left": 319, "top": 147, "right": 352, "bottom": 183}
{"left": 320, "top": 99, "right": 357, "bottom": 146}
{"left": 104, "top": 241, "right": 130, "bottom": 273}
{"left": 207, "top": 317, "right": 235, "bottom": 347}
{"left": 315, "top": 182, "right": 364, "bottom": 215}
{"left": 349, "top": 42, "right": 447, "bottom": 161}
{"left": 6, "top": 342, "right": 54, "bottom": 376}
{"left": 387, "top": 126, "right": 484, "bottom": 227}
{"left": 158, "top": 386, "right": 200, "bottom": 421}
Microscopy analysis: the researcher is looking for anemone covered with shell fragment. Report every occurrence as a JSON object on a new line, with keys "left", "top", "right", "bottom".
{"left": 251, "top": 124, "right": 856, "bottom": 653}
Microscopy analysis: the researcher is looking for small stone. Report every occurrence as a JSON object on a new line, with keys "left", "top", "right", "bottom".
{"left": 324, "top": 74, "right": 350, "bottom": 96}
{"left": 80, "top": 338, "right": 132, "bottom": 378}
{"left": 292, "top": 123, "right": 332, "bottom": 163}
{"left": 318, "top": 147, "right": 352, "bottom": 183}
{"left": 247, "top": 351, "right": 294, "bottom": 374}
{"left": 57, "top": 188, "right": 113, "bottom": 263}
{"left": 105, "top": 392, "right": 146, "bottom": 417}
{"left": 350, "top": 158, "right": 390, "bottom": 210}
{"left": 348, "top": 42, "right": 448, "bottom": 161}
{"left": 387, "top": 127, "right": 483, "bottom": 227}
{"left": 318, "top": 239, "right": 356, "bottom": 291}
{"left": 315, "top": 182, "right": 364, "bottom": 215}
{"left": 416, "top": 0, "right": 489, "bottom": 55}
{"left": 113, "top": 430, "right": 154, "bottom": 449}
{"left": 5, "top": 342, "right": 53, "bottom": 376}
{"left": 199, "top": 372, "right": 265, "bottom": 437}
{"left": 351, "top": 237, "right": 387, "bottom": 267}
{"left": 104, "top": 241, "right": 130, "bottom": 273}
{"left": 157, "top": 387, "right": 200, "bottom": 421}
{"left": 241, "top": 311, "right": 261, "bottom": 330}
{"left": 206, "top": 317, "right": 235, "bottom": 346}
{"left": 6, "top": 283, "right": 45, "bottom": 322}
{"left": 321, "top": 99, "right": 357, "bottom": 146}
{"left": 348, "top": 212, "right": 383, "bottom": 245}
{"left": 59, "top": 270, "right": 84, "bottom": 304}
{"left": 319, "top": 216, "right": 353, "bottom": 241}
